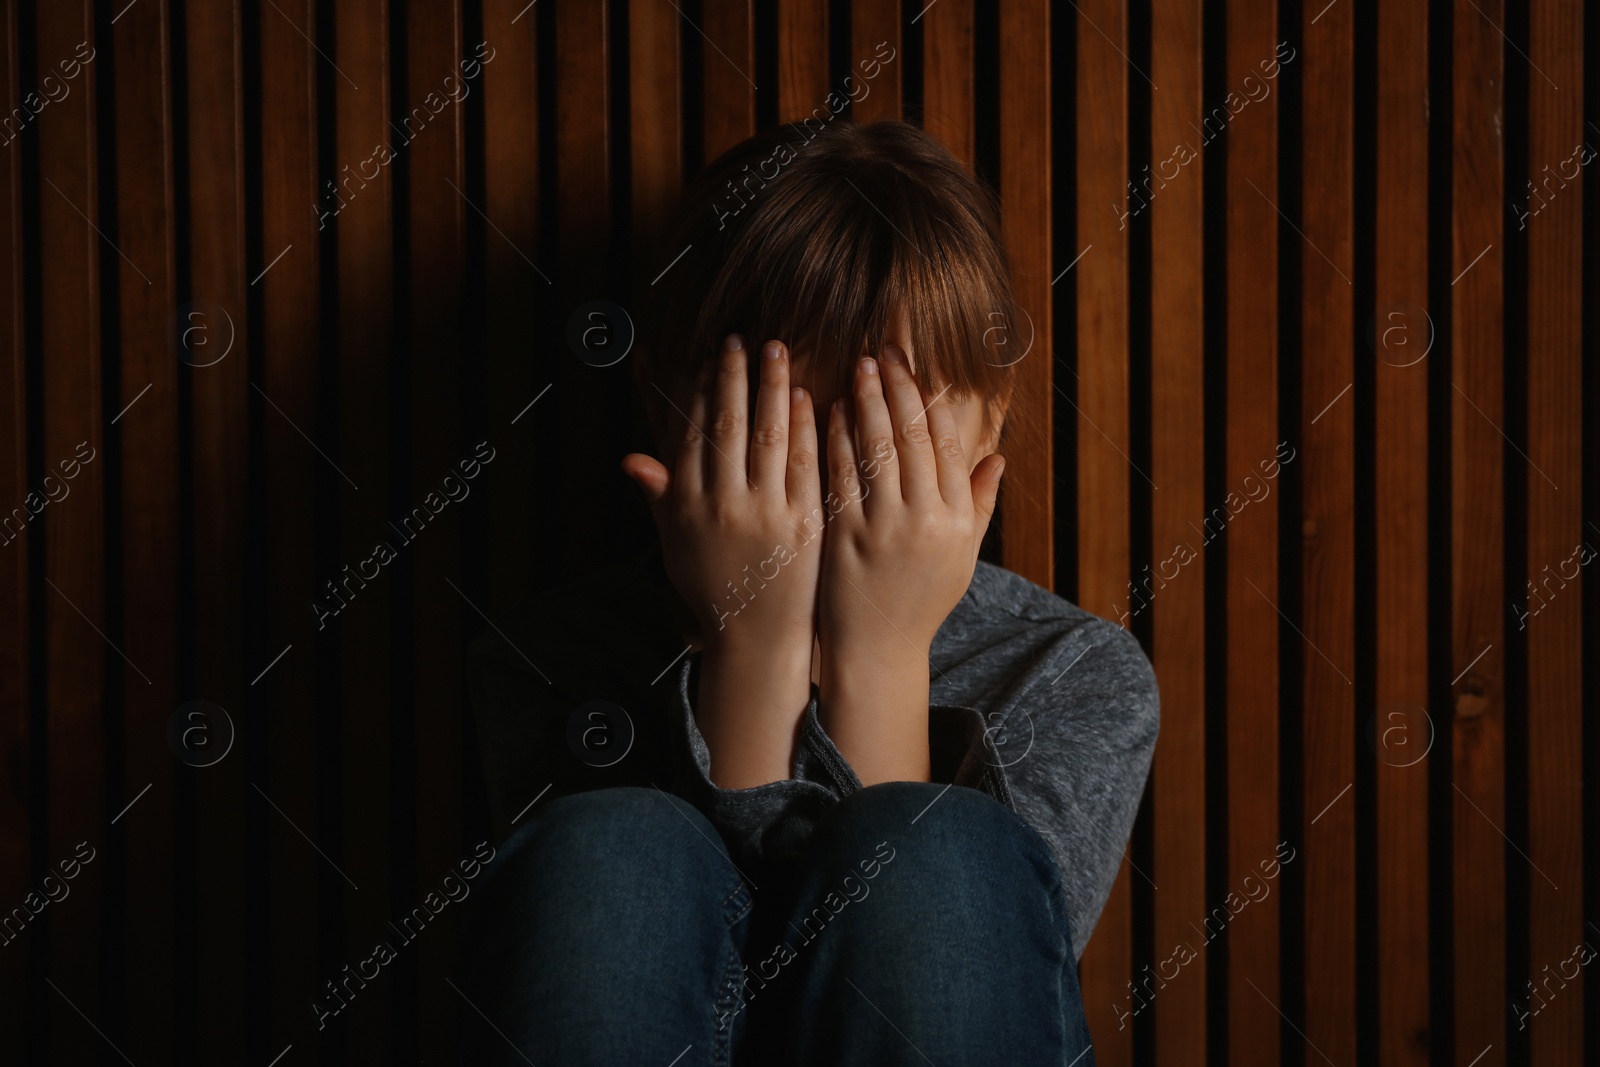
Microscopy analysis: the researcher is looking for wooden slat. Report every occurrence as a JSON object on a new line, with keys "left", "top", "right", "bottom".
{"left": 111, "top": 0, "right": 178, "bottom": 1059}
{"left": 1450, "top": 0, "right": 1506, "bottom": 1063}
{"left": 997, "top": 0, "right": 1051, "bottom": 590}
{"left": 629, "top": 0, "right": 679, "bottom": 258}
{"left": 1300, "top": 3, "right": 1360, "bottom": 1065}
{"left": 405, "top": 2, "right": 466, "bottom": 1059}
{"left": 777, "top": 0, "right": 828, "bottom": 124}
{"left": 1224, "top": 2, "right": 1281, "bottom": 1063}
{"left": 185, "top": 0, "right": 250, "bottom": 1053}
{"left": 1071, "top": 0, "right": 1131, "bottom": 1059}
{"left": 1148, "top": 0, "right": 1206, "bottom": 1061}
{"left": 921, "top": 0, "right": 973, "bottom": 171}
{"left": 1373, "top": 0, "right": 1432, "bottom": 1064}
{"left": 702, "top": 0, "right": 754, "bottom": 162}
{"left": 1523, "top": 1, "right": 1584, "bottom": 1063}
{"left": 0, "top": 0, "right": 30, "bottom": 1049}
{"left": 38, "top": 2, "right": 104, "bottom": 1060}
{"left": 849, "top": 0, "right": 900, "bottom": 123}
{"left": 258, "top": 0, "right": 326, "bottom": 1058}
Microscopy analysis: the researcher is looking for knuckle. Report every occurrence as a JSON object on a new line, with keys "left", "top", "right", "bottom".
{"left": 899, "top": 421, "right": 931, "bottom": 446}
{"left": 711, "top": 410, "right": 744, "bottom": 437}
{"left": 751, "top": 424, "right": 785, "bottom": 449}
{"left": 788, "top": 446, "right": 815, "bottom": 473}
{"left": 936, "top": 434, "right": 964, "bottom": 459}
{"left": 680, "top": 421, "right": 705, "bottom": 448}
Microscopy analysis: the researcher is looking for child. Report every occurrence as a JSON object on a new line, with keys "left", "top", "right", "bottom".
{"left": 459, "top": 120, "right": 1158, "bottom": 1066}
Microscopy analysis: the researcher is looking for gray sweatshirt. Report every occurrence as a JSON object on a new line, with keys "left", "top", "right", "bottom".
{"left": 467, "top": 545, "right": 1159, "bottom": 960}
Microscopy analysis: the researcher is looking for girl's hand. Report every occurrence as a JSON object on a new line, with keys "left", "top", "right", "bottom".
{"left": 621, "top": 334, "right": 822, "bottom": 788}
{"left": 622, "top": 333, "right": 823, "bottom": 652}
{"left": 815, "top": 343, "right": 1004, "bottom": 785}
{"left": 819, "top": 343, "right": 1004, "bottom": 655}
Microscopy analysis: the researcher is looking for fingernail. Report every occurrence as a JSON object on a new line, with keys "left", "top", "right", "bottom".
{"left": 881, "top": 344, "right": 905, "bottom": 366}
{"left": 763, "top": 341, "right": 783, "bottom": 361}
{"left": 792, "top": 387, "right": 806, "bottom": 404}
{"left": 724, "top": 333, "right": 743, "bottom": 352}
{"left": 861, "top": 356, "right": 878, "bottom": 376}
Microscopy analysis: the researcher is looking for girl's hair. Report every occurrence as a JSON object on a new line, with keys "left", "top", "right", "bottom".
{"left": 637, "top": 120, "right": 1027, "bottom": 446}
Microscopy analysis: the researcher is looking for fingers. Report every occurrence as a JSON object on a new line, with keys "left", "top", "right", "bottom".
{"left": 620, "top": 453, "right": 671, "bottom": 505}
{"left": 749, "top": 340, "right": 791, "bottom": 493}
{"left": 878, "top": 343, "right": 937, "bottom": 502}
{"left": 852, "top": 354, "right": 899, "bottom": 515}
{"left": 674, "top": 356, "right": 715, "bottom": 497}
{"left": 922, "top": 382, "right": 970, "bottom": 505}
{"left": 708, "top": 333, "right": 750, "bottom": 493}
{"left": 969, "top": 453, "right": 1006, "bottom": 562}
{"left": 787, "top": 385, "right": 821, "bottom": 511}
{"left": 827, "top": 395, "right": 862, "bottom": 516}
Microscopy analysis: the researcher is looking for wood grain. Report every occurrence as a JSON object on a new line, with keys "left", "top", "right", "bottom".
{"left": 1374, "top": 0, "right": 1432, "bottom": 1064}
{"left": 997, "top": 0, "right": 1051, "bottom": 591}
{"left": 184, "top": 0, "right": 249, "bottom": 1053}
{"left": 1300, "top": 2, "right": 1360, "bottom": 1065}
{"left": 37, "top": 1, "right": 103, "bottom": 1062}
{"left": 702, "top": 0, "right": 755, "bottom": 162}
{"left": 1451, "top": 0, "right": 1507, "bottom": 1063}
{"left": 1223, "top": 3, "right": 1281, "bottom": 1064}
{"left": 1148, "top": 1, "right": 1207, "bottom": 1062}
{"left": 920, "top": 0, "right": 973, "bottom": 171}
{"left": 849, "top": 0, "right": 900, "bottom": 123}
{"left": 110, "top": 0, "right": 178, "bottom": 1059}
{"left": 1071, "top": 0, "right": 1132, "bottom": 1061}
{"left": 1522, "top": 1, "right": 1584, "bottom": 1063}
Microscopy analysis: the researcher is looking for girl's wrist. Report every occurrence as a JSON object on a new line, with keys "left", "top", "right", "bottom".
{"left": 693, "top": 631, "right": 814, "bottom": 789}
{"left": 818, "top": 645, "right": 932, "bottom": 785}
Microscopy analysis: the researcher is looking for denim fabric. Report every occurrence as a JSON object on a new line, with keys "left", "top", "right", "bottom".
{"left": 456, "top": 782, "right": 1095, "bottom": 1066}
{"left": 467, "top": 543, "right": 1160, "bottom": 963}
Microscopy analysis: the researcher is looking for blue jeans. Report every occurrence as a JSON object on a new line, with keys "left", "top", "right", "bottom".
{"left": 456, "top": 783, "right": 1095, "bottom": 1066}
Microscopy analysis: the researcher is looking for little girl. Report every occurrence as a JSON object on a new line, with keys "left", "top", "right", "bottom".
{"left": 459, "top": 120, "right": 1158, "bottom": 1066}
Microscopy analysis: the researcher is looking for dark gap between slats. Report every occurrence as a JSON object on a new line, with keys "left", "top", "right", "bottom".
{"left": 237, "top": 0, "right": 274, "bottom": 1054}
{"left": 16, "top": 0, "right": 45, "bottom": 1061}
{"left": 900, "top": 0, "right": 923, "bottom": 127}
{"left": 1500, "top": 2, "right": 1531, "bottom": 1063}
{"left": 827, "top": 0, "right": 849, "bottom": 132}
{"left": 1199, "top": 0, "right": 1231, "bottom": 1061}
{"left": 165, "top": 1, "right": 200, "bottom": 1062}
{"left": 461, "top": 0, "right": 494, "bottom": 860}
{"left": 533, "top": 0, "right": 564, "bottom": 591}
{"left": 386, "top": 2, "right": 419, "bottom": 1059}
{"left": 1276, "top": 0, "right": 1307, "bottom": 1061}
{"left": 682, "top": 0, "right": 706, "bottom": 179}
{"left": 973, "top": 0, "right": 1008, "bottom": 568}
{"left": 1424, "top": 0, "right": 1456, "bottom": 1061}
{"left": 754, "top": 0, "right": 778, "bottom": 130}
{"left": 1126, "top": 0, "right": 1157, "bottom": 1063}
{"left": 91, "top": 0, "right": 128, "bottom": 1048}
{"left": 602, "top": 0, "right": 637, "bottom": 564}
{"left": 1350, "top": 2, "right": 1380, "bottom": 1066}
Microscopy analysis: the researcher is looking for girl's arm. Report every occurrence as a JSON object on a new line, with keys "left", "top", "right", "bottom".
{"left": 622, "top": 334, "right": 823, "bottom": 788}
{"left": 817, "top": 343, "right": 1004, "bottom": 785}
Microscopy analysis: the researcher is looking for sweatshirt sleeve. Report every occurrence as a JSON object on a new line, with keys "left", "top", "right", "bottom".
{"left": 666, "top": 651, "right": 850, "bottom": 864}
{"left": 974, "top": 619, "right": 1161, "bottom": 959}
{"left": 668, "top": 653, "right": 1022, "bottom": 865}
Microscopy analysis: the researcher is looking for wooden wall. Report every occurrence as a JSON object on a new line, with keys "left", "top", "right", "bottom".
{"left": 1, "top": 0, "right": 1594, "bottom": 1064}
